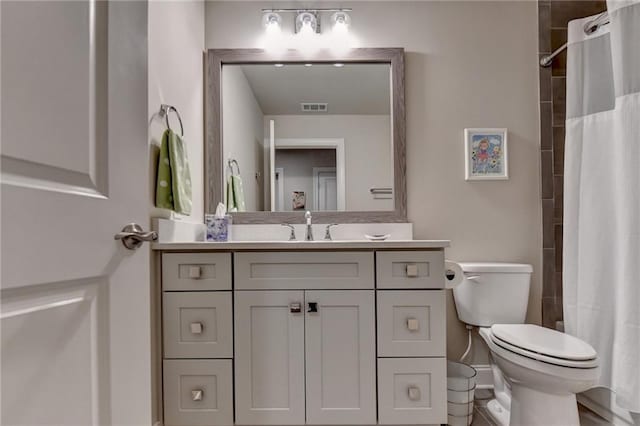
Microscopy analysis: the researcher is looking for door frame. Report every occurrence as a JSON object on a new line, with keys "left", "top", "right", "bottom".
{"left": 274, "top": 138, "right": 346, "bottom": 211}
{"left": 312, "top": 167, "right": 337, "bottom": 211}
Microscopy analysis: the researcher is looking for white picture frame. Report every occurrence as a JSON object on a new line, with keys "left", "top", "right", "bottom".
{"left": 464, "top": 128, "right": 509, "bottom": 180}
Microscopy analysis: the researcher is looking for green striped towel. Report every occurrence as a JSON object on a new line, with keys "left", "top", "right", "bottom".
{"left": 155, "top": 129, "right": 192, "bottom": 215}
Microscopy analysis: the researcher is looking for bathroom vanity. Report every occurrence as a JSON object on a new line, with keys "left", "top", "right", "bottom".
{"left": 155, "top": 240, "right": 449, "bottom": 426}
{"left": 154, "top": 45, "right": 452, "bottom": 426}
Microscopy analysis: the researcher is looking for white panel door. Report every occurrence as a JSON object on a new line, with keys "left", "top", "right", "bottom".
{"left": 1, "top": 2, "right": 151, "bottom": 425}
{"left": 305, "top": 290, "right": 377, "bottom": 425}
{"left": 234, "top": 291, "right": 306, "bottom": 425}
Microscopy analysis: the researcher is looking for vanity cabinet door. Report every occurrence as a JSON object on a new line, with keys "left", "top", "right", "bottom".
{"left": 304, "top": 290, "right": 377, "bottom": 425}
{"left": 234, "top": 291, "right": 305, "bottom": 425}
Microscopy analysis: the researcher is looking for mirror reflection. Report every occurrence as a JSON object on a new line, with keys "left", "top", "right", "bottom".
{"left": 221, "top": 63, "right": 394, "bottom": 212}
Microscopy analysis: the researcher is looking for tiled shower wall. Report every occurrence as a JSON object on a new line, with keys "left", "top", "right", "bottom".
{"left": 538, "top": 0, "right": 607, "bottom": 328}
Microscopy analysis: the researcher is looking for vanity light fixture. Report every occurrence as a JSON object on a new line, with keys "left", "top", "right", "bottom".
{"left": 261, "top": 8, "right": 352, "bottom": 36}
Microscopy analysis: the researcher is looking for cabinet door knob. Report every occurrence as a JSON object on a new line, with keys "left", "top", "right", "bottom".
{"left": 407, "top": 386, "right": 421, "bottom": 401}
{"left": 307, "top": 302, "right": 318, "bottom": 313}
{"left": 191, "top": 389, "right": 204, "bottom": 401}
{"left": 289, "top": 302, "right": 302, "bottom": 313}
{"left": 407, "top": 317, "right": 420, "bottom": 331}
{"left": 190, "top": 322, "right": 203, "bottom": 334}
{"left": 406, "top": 264, "right": 419, "bottom": 277}
{"left": 188, "top": 266, "right": 202, "bottom": 279}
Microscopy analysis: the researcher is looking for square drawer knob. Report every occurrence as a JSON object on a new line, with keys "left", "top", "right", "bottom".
{"left": 188, "top": 266, "right": 202, "bottom": 279}
{"left": 406, "top": 264, "right": 419, "bottom": 277}
{"left": 191, "top": 389, "right": 204, "bottom": 401}
{"left": 407, "top": 317, "right": 420, "bottom": 331}
{"left": 407, "top": 386, "right": 421, "bottom": 401}
{"left": 190, "top": 322, "right": 204, "bottom": 334}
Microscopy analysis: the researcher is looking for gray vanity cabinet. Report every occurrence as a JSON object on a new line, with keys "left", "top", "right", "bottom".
{"left": 160, "top": 248, "right": 447, "bottom": 426}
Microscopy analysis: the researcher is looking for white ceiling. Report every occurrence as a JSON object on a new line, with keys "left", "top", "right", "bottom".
{"left": 237, "top": 63, "right": 391, "bottom": 115}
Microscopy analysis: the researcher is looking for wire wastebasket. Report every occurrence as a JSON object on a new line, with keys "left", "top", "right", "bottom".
{"left": 447, "top": 361, "right": 477, "bottom": 426}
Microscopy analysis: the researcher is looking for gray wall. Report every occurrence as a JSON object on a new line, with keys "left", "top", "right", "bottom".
{"left": 149, "top": 1, "right": 205, "bottom": 222}
{"left": 222, "top": 66, "right": 265, "bottom": 211}
{"left": 148, "top": 0, "right": 205, "bottom": 421}
{"left": 205, "top": 1, "right": 542, "bottom": 360}
{"left": 266, "top": 114, "right": 393, "bottom": 211}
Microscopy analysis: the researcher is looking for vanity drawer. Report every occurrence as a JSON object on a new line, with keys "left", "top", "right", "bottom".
{"left": 377, "top": 290, "right": 445, "bottom": 357}
{"left": 163, "top": 292, "right": 232, "bottom": 358}
{"left": 162, "top": 253, "right": 232, "bottom": 291}
{"left": 234, "top": 251, "right": 374, "bottom": 290}
{"left": 376, "top": 251, "right": 444, "bottom": 289}
{"left": 163, "top": 359, "right": 233, "bottom": 426}
{"left": 377, "top": 357, "right": 447, "bottom": 425}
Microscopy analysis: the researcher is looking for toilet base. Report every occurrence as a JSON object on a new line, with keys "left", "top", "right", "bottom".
{"left": 485, "top": 399, "right": 509, "bottom": 426}
{"left": 509, "top": 384, "right": 580, "bottom": 426}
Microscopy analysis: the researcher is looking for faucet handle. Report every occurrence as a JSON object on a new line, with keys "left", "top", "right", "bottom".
{"left": 324, "top": 223, "right": 339, "bottom": 241}
{"left": 281, "top": 223, "right": 296, "bottom": 241}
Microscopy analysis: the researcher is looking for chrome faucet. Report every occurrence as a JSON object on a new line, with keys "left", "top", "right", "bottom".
{"left": 305, "top": 211, "right": 313, "bottom": 241}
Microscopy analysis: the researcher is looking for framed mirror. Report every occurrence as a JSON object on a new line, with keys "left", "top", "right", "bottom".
{"left": 205, "top": 48, "right": 406, "bottom": 223}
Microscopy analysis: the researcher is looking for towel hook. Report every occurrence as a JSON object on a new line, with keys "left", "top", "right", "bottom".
{"left": 228, "top": 159, "right": 241, "bottom": 175}
{"left": 160, "top": 104, "right": 184, "bottom": 137}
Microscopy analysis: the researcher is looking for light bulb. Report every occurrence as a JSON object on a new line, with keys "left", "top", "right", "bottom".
{"left": 295, "top": 12, "right": 318, "bottom": 34}
{"left": 262, "top": 12, "right": 281, "bottom": 32}
{"left": 331, "top": 11, "right": 351, "bottom": 34}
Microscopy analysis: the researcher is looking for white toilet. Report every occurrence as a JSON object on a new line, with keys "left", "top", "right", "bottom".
{"left": 452, "top": 262, "right": 599, "bottom": 426}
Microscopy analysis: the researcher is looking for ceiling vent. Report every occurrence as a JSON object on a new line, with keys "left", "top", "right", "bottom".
{"left": 301, "top": 103, "right": 328, "bottom": 113}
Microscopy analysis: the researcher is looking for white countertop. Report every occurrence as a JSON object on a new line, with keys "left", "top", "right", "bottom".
{"left": 152, "top": 239, "right": 450, "bottom": 251}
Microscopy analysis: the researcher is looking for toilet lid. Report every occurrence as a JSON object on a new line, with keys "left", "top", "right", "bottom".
{"left": 491, "top": 324, "right": 597, "bottom": 362}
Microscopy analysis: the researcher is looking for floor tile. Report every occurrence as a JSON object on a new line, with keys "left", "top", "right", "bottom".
{"left": 468, "top": 391, "right": 611, "bottom": 426}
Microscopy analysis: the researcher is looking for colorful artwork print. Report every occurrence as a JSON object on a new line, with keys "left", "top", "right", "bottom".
{"left": 471, "top": 134, "right": 503, "bottom": 174}
{"left": 465, "top": 129, "right": 508, "bottom": 180}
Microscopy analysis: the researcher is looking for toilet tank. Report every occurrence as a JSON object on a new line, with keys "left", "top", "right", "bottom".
{"left": 452, "top": 262, "right": 533, "bottom": 327}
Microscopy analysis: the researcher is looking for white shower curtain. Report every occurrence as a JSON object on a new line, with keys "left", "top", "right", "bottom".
{"left": 563, "top": 0, "right": 640, "bottom": 413}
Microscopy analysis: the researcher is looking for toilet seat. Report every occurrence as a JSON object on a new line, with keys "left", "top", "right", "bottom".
{"left": 489, "top": 324, "right": 598, "bottom": 369}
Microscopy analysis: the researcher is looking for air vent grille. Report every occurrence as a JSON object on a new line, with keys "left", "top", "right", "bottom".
{"left": 301, "top": 103, "right": 328, "bottom": 113}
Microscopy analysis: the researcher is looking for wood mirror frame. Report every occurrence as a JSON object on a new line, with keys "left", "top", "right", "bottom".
{"left": 205, "top": 48, "right": 406, "bottom": 223}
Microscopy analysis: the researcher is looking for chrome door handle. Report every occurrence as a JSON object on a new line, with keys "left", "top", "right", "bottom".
{"left": 114, "top": 223, "right": 158, "bottom": 250}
